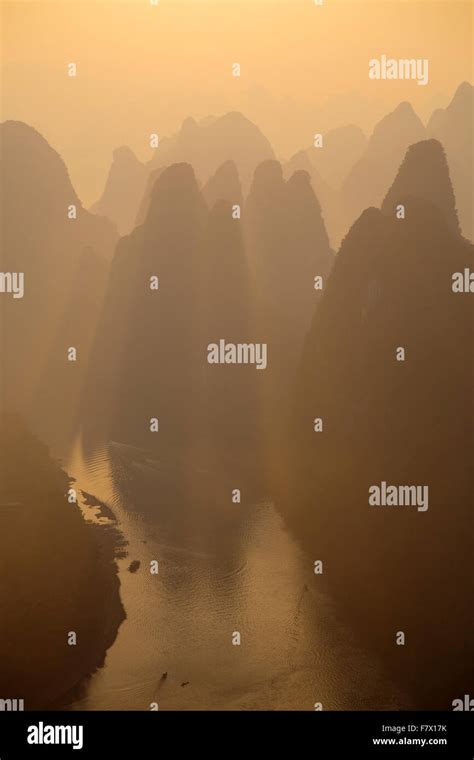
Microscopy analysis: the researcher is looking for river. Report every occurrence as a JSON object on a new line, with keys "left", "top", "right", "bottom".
{"left": 63, "top": 436, "right": 410, "bottom": 711}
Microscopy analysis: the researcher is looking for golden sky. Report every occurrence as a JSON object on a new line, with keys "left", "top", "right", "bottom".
{"left": 2, "top": 0, "right": 472, "bottom": 204}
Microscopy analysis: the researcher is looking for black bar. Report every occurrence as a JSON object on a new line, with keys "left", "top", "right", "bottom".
{"left": 0, "top": 711, "right": 472, "bottom": 757}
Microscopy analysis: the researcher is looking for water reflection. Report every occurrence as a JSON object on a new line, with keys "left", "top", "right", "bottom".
{"left": 65, "top": 435, "right": 410, "bottom": 711}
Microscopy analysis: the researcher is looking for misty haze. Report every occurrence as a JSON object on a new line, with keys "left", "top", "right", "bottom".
{"left": 0, "top": 0, "right": 472, "bottom": 716}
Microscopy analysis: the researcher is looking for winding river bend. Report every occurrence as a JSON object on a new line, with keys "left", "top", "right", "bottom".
{"left": 64, "top": 437, "right": 410, "bottom": 711}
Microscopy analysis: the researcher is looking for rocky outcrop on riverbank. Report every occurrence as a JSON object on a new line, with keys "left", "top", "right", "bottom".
{"left": 0, "top": 415, "right": 126, "bottom": 709}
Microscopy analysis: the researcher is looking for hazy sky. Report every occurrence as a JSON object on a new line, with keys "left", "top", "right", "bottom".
{"left": 2, "top": 0, "right": 472, "bottom": 204}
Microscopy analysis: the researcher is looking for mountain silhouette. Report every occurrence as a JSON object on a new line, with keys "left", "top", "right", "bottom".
{"left": 134, "top": 166, "right": 167, "bottom": 227}
{"left": 148, "top": 112, "right": 275, "bottom": 194}
{"left": 202, "top": 160, "right": 243, "bottom": 210}
{"left": 89, "top": 112, "right": 274, "bottom": 238}
{"left": 282, "top": 140, "right": 473, "bottom": 707}
{"left": 82, "top": 162, "right": 264, "bottom": 499}
{"left": 90, "top": 146, "right": 148, "bottom": 236}
{"left": 381, "top": 139, "right": 460, "bottom": 233}
{"left": 341, "top": 102, "right": 425, "bottom": 229}
{"left": 244, "top": 160, "right": 334, "bottom": 468}
{"left": 427, "top": 81, "right": 473, "bottom": 240}
{"left": 245, "top": 160, "right": 333, "bottom": 366}
{"left": 200, "top": 199, "right": 262, "bottom": 488}
{"left": 82, "top": 164, "right": 207, "bottom": 467}
{"left": 31, "top": 245, "right": 109, "bottom": 449}
{"left": 0, "top": 120, "right": 117, "bottom": 448}
{"left": 283, "top": 150, "right": 340, "bottom": 248}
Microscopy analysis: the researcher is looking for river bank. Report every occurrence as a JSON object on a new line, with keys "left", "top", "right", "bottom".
{"left": 0, "top": 416, "right": 126, "bottom": 710}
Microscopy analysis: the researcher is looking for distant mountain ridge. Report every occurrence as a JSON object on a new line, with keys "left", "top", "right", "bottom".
{"left": 427, "top": 81, "right": 473, "bottom": 240}
{"left": 90, "top": 112, "right": 274, "bottom": 237}
{"left": 341, "top": 101, "right": 426, "bottom": 228}
{"left": 87, "top": 85, "right": 472, "bottom": 249}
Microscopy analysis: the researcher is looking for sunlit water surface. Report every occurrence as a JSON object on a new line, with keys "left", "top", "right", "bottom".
{"left": 64, "top": 437, "right": 410, "bottom": 711}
